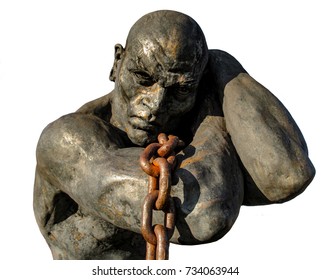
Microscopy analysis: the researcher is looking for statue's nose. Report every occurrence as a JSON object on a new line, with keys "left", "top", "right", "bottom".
{"left": 142, "top": 84, "right": 167, "bottom": 116}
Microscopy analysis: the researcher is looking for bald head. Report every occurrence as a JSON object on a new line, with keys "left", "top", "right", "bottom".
{"left": 125, "top": 10, "right": 208, "bottom": 73}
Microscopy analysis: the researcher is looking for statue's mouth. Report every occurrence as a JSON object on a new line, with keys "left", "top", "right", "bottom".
{"left": 129, "top": 116, "right": 160, "bottom": 133}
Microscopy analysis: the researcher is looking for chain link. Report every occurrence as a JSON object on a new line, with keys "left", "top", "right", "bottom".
{"left": 140, "top": 133, "right": 183, "bottom": 260}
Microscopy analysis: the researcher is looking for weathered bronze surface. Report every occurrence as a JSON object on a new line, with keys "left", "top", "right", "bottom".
{"left": 33, "top": 10, "right": 315, "bottom": 260}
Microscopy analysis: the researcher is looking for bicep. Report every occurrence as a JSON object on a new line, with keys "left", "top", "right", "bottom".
{"left": 223, "top": 73, "right": 315, "bottom": 203}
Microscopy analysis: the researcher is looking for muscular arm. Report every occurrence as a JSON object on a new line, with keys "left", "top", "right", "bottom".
{"left": 35, "top": 110, "right": 243, "bottom": 244}
{"left": 223, "top": 73, "right": 315, "bottom": 203}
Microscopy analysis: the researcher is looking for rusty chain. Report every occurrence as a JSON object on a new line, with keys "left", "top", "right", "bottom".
{"left": 140, "top": 133, "right": 183, "bottom": 260}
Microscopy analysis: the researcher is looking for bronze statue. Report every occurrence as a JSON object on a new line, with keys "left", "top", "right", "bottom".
{"left": 33, "top": 10, "right": 315, "bottom": 260}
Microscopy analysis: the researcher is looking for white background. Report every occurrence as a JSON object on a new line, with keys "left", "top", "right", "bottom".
{"left": 1, "top": 0, "right": 329, "bottom": 279}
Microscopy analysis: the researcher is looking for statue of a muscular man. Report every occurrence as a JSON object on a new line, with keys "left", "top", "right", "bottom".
{"left": 33, "top": 10, "right": 315, "bottom": 259}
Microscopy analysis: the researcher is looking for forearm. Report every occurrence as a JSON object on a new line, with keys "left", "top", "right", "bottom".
{"left": 36, "top": 113, "right": 147, "bottom": 233}
{"left": 223, "top": 73, "right": 315, "bottom": 202}
{"left": 173, "top": 115, "right": 244, "bottom": 243}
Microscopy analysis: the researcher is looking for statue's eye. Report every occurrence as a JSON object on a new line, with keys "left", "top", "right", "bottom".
{"left": 176, "top": 86, "right": 190, "bottom": 95}
{"left": 132, "top": 70, "right": 154, "bottom": 86}
{"left": 173, "top": 84, "right": 196, "bottom": 100}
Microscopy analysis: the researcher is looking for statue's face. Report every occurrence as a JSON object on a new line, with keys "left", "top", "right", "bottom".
{"left": 114, "top": 36, "right": 206, "bottom": 146}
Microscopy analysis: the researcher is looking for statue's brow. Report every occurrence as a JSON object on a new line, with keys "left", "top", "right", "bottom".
{"left": 128, "top": 57, "right": 149, "bottom": 71}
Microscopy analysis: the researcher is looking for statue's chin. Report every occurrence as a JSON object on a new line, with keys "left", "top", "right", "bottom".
{"left": 128, "top": 128, "right": 157, "bottom": 147}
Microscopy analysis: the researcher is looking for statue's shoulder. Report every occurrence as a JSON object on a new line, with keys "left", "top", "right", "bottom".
{"left": 76, "top": 92, "right": 112, "bottom": 121}
{"left": 207, "top": 49, "right": 244, "bottom": 67}
{"left": 207, "top": 50, "right": 247, "bottom": 89}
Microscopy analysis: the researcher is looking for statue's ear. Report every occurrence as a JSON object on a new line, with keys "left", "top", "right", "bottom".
{"left": 109, "top": 44, "right": 125, "bottom": 82}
